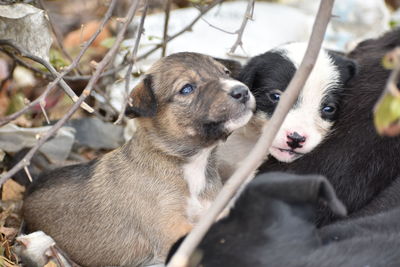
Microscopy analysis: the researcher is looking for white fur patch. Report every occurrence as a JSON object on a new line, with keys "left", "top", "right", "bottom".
{"left": 270, "top": 43, "right": 340, "bottom": 162}
{"left": 220, "top": 78, "right": 245, "bottom": 92}
{"left": 224, "top": 109, "right": 254, "bottom": 133}
{"left": 15, "top": 231, "right": 56, "bottom": 266}
{"left": 183, "top": 147, "right": 213, "bottom": 223}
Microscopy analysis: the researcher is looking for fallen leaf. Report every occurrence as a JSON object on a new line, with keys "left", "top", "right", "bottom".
{"left": 49, "top": 49, "right": 70, "bottom": 70}
{"left": 12, "top": 66, "right": 36, "bottom": 88}
{"left": 0, "top": 227, "right": 17, "bottom": 239}
{"left": 64, "top": 20, "right": 111, "bottom": 53}
{"left": 0, "top": 256, "right": 18, "bottom": 267}
{"left": 0, "top": 87, "right": 10, "bottom": 117}
{"left": 2, "top": 179, "right": 25, "bottom": 201}
{"left": 0, "top": 3, "right": 52, "bottom": 61}
{"left": 100, "top": 37, "right": 116, "bottom": 49}
{"left": 5, "top": 92, "right": 25, "bottom": 116}
{"left": 374, "top": 91, "right": 400, "bottom": 136}
{"left": 44, "top": 261, "right": 58, "bottom": 267}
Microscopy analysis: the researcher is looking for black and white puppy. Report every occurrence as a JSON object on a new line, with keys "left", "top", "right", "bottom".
{"left": 261, "top": 28, "right": 400, "bottom": 226}
{"left": 217, "top": 43, "right": 356, "bottom": 180}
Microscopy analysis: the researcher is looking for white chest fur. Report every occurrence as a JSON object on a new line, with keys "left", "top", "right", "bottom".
{"left": 182, "top": 148, "right": 213, "bottom": 224}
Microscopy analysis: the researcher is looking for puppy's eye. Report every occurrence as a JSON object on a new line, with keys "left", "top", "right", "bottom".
{"left": 268, "top": 92, "right": 281, "bottom": 103}
{"left": 322, "top": 105, "right": 336, "bottom": 114}
{"left": 224, "top": 68, "right": 231, "bottom": 75}
{"left": 179, "top": 84, "right": 195, "bottom": 95}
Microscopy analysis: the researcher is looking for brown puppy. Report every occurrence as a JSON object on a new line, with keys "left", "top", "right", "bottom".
{"left": 22, "top": 52, "right": 255, "bottom": 267}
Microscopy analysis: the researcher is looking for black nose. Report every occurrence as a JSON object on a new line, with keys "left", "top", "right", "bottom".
{"left": 286, "top": 132, "right": 306, "bottom": 149}
{"left": 229, "top": 86, "right": 249, "bottom": 104}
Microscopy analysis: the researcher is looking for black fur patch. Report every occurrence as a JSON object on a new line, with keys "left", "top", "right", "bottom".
{"left": 239, "top": 51, "right": 296, "bottom": 116}
{"left": 166, "top": 172, "right": 345, "bottom": 267}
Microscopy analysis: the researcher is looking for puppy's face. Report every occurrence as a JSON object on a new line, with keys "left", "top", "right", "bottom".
{"left": 241, "top": 43, "right": 356, "bottom": 163}
{"left": 126, "top": 52, "right": 255, "bottom": 156}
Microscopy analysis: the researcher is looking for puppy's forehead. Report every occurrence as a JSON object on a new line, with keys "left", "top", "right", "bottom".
{"left": 149, "top": 52, "right": 225, "bottom": 77}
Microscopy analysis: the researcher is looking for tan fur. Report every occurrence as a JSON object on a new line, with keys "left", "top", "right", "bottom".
{"left": 23, "top": 52, "right": 254, "bottom": 266}
{"left": 217, "top": 112, "right": 268, "bottom": 182}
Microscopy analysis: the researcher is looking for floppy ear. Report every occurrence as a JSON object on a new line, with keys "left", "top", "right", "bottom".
{"left": 237, "top": 55, "right": 266, "bottom": 89}
{"left": 125, "top": 75, "right": 157, "bottom": 118}
{"left": 328, "top": 51, "right": 358, "bottom": 84}
{"left": 212, "top": 57, "right": 243, "bottom": 79}
{"left": 251, "top": 172, "right": 347, "bottom": 217}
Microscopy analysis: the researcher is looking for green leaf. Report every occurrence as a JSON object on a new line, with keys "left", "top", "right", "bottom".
{"left": 0, "top": 244, "right": 4, "bottom": 257}
{"left": 100, "top": 37, "right": 116, "bottom": 49}
{"left": 6, "top": 93, "right": 25, "bottom": 115}
{"left": 382, "top": 54, "right": 396, "bottom": 70}
{"left": 389, "top": 20, "right": 398, "bottom": 29}
{"left": 49, "top": 49, "right": 69, "bottom": 70}
{"left": 374, "top": 93, "right": 400, "bottom": 134}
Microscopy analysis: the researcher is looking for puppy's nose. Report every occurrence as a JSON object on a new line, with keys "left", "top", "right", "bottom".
{"left": 287, "top": 131, "right": 306, "bottom": 149}
{"left": 229, "top": 85, "right": 250, "bottom": 104}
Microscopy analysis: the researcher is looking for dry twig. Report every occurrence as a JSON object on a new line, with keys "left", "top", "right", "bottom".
{"left": 0, "top": 0, "right": 142, "bottom": 185}
{"left": 38, "top": 0, "right": 75, "bottom": 66}
{"left": 162, "top": 0, "right": 172, "bottom": 57}
{"left": 137, "top": 0, "right": 224, "bottom": 61}
{"left": 115, "top": 1, "right": 148, "bottom": 125}
{"left": 0, "top": 49, "right": 126, "bottom": 82}
{"left": 228, "top": 0, "right": 255, "bottom": 55}
{"left": 0, "top": 0, "right": 117, "bottom": 127}
{"left": 0, "top": 40, "right": 93, "bottom": 113}
{"left": 167, "top": 0, "right": 335, "bottom": 266}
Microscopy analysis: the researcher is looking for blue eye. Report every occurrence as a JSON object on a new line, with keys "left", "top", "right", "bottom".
{"left": 322, "top": 105, "right": 336, "bottom": 113}
{"left": 179, "top": 84, "right": 195, "bottom": 95}
{"left": 268, "top": 92, "right": 281, "bottom": 102}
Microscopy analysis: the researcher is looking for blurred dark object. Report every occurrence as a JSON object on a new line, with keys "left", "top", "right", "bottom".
{"left": 5, "top": 148, "right": 51, "bottom": 187}
{"left": 167, "top": 172, "right": 346, "bottom": 267}
{"left": 386, "top": 0, "right": 400, "bottom": 10}
{"left": 65, "top": 117, "right": 124, "bottom": 150}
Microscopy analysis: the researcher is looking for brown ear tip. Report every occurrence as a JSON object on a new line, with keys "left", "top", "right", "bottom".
{"left": 125, "top": 108, "right": 139, "bottom": 118}
{"left": 124, "top": 102, "right": 157, "bottom": 118}
{"left": 124, "top": 75, "right": 157, "bottom": 118}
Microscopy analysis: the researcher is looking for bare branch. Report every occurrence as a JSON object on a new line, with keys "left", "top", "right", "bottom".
{"left": 228, "top": 0, "right": 255, "bottom": 55}
{"left": 38, "top": 0, "right": 75, "bottom": 66}
{"left": 200, "top": 17, "right": 236, "bottom": 34}
{"left": 115, "top": 1, "right": 148, "bottom": 125}
{"left": 162, "top": 0, "right": 172, "bottom": 57}
{"left": 137, "top": 0, "right": 225, "bottom": 61}
{"left": 167, "top": 0, "right": 335, "bottom": 266}
{"left": 0, "top": 39, "right": 93, "bottom": 113}
{"left": 0, "top": 0, "right": 139, "bottom": 185}
{"left": 0, "top": 0, "right": 117, "bottom": 127}
{"left": 0, "top": 48, "right": 126, "bottom": 82}
{"left": 39, "top": 100, "right": 50, "bottom": 124}
{"left": 23, "top": 166, "right": 33, "bottom": 182}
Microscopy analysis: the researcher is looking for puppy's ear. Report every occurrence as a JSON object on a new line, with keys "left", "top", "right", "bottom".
{"left": 213, "top": 57, "right": 242, "bottom": 78}
{"left": 252, "top": 172, "right": 347, "bottom": 217}
{"left": 328, "top": 51, "right": 358, "bottom": 84}
{"left": 125, "top": 75, "right": 157, "bottom": 118}
{"left": 238, "top": 56, "right": 262, "bottom": 89}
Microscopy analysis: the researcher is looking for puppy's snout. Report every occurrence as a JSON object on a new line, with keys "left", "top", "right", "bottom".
{"left": 286, "top": 131, "right": 306, "bottom": 149}
{"left": 229, "top": 86, "right": 250, "bottom": 104}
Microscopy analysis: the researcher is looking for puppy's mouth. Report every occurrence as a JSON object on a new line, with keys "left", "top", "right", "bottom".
{"left": 270, "top": 146, "right": 305, "bottom": 163}
{"left": 277, "top": 147, "right": 304, "bottom": 155}
{"left": 223, "top": 109, "right": 254, "bottom": 133}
